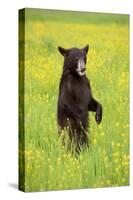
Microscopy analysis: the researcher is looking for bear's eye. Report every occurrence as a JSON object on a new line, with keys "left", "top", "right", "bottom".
{"left": 83, "top": 57, "right": 87, "bottom": 63}
{"left": 75, "top": 57, "right": 79, "bottom": 61}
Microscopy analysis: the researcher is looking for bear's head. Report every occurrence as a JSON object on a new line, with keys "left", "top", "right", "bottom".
{"left": 58, "top": 45, "right": 89, "bottom": 77}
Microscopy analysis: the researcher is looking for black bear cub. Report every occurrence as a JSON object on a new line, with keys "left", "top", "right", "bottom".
{"left": 57, "top": 45, "right": 102, "bottom": 153}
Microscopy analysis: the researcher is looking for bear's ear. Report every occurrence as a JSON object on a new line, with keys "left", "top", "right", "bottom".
{"left": 58, "top": 46, "right": 70, "bottom": 57}
{"left": 82, "top": 45, "right": 89, "bottom": 54}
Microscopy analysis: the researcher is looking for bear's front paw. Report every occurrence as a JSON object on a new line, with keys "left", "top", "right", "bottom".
{"left": 95, "top": 112, "right": 102, "bottom": 124}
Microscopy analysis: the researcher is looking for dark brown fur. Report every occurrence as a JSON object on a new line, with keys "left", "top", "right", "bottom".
{"left": 57, "top": 45, "right": 102, "bottom": 152}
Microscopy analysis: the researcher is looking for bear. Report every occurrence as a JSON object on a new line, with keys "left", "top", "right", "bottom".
{"left": 57, "top": 45, "right": 102, "bottom": 153}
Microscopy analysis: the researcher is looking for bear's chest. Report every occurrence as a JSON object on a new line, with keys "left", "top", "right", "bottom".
{"left": 72, "top": 78, "right": 91, "bottom": 105}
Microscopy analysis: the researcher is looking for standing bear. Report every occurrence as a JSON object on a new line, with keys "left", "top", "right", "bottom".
{"left": 57, "top": 45, "right": 102, "bottom": 152}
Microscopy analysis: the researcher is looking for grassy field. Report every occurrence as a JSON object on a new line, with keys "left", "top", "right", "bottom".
{"left": 19, "top": 9, "right": 129, "bottom": 192}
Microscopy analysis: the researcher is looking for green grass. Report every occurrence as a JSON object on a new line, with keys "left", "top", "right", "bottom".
{"left": 19, "top": 8, "right": 129, "bottom": 192}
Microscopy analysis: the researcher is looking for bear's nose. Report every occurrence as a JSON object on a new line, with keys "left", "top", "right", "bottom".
{"left": 81, "top": 67, "right": 86, "bottom": 73}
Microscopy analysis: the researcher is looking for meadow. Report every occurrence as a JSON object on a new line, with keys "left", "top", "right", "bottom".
{"left": 19, "top": 9, "right": 129, "bottom": 192}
